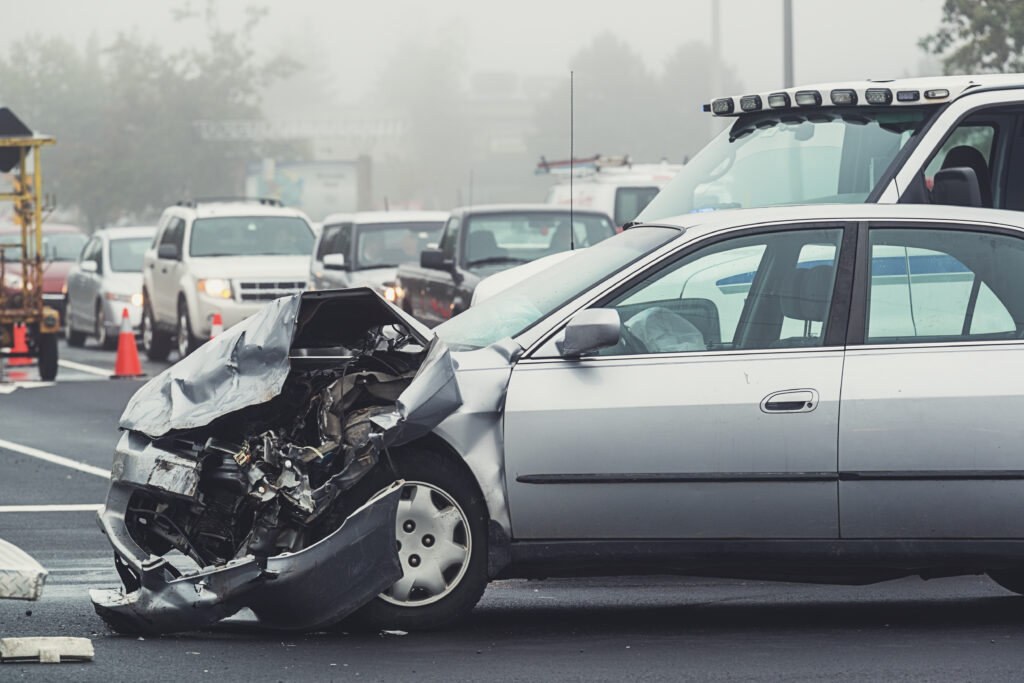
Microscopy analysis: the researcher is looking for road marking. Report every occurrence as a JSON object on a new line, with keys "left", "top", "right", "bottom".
{"left": 57, "top": 359, "right": 113, "bottom": 377}
{"left": 0, "top": 438, "right": 109, "bottom": 479}
{"left": 0, "top": 504, "right": 103, "bottom": 512}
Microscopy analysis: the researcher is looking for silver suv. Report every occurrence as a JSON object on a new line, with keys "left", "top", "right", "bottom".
{"left": 141, "top": 199, "right": 315, "bottom": 360}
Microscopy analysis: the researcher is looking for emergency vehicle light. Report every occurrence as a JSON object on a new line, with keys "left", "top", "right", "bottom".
{"left": 767, "top": 92, "right": 791, "bottom": 109}
{"left": 897, "top": 90, "right": 920, "bottom": 102}
{"left": 924, "top": 88, "right": 950, "bottom": 99}
{"left": 739, "top": 95, "right": 762, "bottom": 112}
{"left": 830, "top": 89, "right": 858, "bottom": 105}
{"left": 795, "top": 90, "right": 822, "bottom": 107}
{"left": 865, "top": 88, "right": 893, "bottom": 105}
{"left": 711, "top": 98, "right": 734, "bottom": 115}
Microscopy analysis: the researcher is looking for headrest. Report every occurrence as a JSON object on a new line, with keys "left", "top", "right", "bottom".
{"left": 780, "top": 265, "right": 833, "bottom": 322}
{"left": 941, "top": 145, "right": 991, "bottom": 207}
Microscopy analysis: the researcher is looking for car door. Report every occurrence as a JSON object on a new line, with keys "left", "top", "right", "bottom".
{"left": 151, "top": 217, "right": 185, "bottom": 322}
{"left": 839, "top": 221, "right": 1024, "bottom": 538}
{"left": 503, "top": 223, "right": 854, "bottom": 539}
{"left": 69, "top": 237, "right": 100, "bottom": 331}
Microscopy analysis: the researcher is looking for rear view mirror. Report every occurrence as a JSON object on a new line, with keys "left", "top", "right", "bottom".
{"left": 157, "top": 243, "right": 179, "bottom": 260}
{"left": 559, "top": 308, "right": 621, "bottom": 358}
{"left": 80, "top": 260, "right": 98, "bottom": 273}
{"left": 420, "top": 249, "right": 452, "bottom": 270}
{"left": 323, "top": 253, "right": 346, "bottom": 270}
{"left": 931, "top": 167, "right": 982, "bottom": 208}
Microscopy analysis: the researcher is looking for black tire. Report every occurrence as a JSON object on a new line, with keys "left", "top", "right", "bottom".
{"left": 989, "top": 571, "right": 1024, "bottom": 595}
{"left": 37, "top": 332, "right": 58, "bottom": 381}
{"left": 141, "top": 300, "right": 171, "bottom": 362}
{"left": 176, "top": 299, "right": 200, "bottom": 358}
{"left": 350, "top": 447, "right": 489, "bottom": 631}
{"left": 64, "top": 302, "right": 86, "bottom": 347}
{"left": 96, "top": 302, "right": 117, "bottom": 350}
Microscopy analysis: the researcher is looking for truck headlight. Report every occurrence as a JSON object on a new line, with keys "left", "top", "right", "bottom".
{"left": 198, "top": 278, "right": 232, "bottom": 299}
{"left": 3, "top": 273, "right": 23, "bottom": 290}
{"left": 383, "top": 286, "right": 398, "bottom": 302}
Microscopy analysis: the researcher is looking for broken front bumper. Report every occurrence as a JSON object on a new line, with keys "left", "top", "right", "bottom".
{"left": 91, "top": 478, "right": 402, "bottom": 635}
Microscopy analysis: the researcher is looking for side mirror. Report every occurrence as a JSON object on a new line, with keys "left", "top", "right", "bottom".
{"left": 157, "top": 243, "right": 179, "bottom": 260}
{"left": 559, "top": 308, "right": 621, "bottom": 358}
{"left": 420, "top": 248, "right": 452, "bottom": 270}
{"left": 931, "top": 167, "right": 982, "bottom": 208}
{"left": 322, "top": 253, "right": 346, "bottom": 270}
{"left": 80, "top": 260, "right": 98, "bottom": 273}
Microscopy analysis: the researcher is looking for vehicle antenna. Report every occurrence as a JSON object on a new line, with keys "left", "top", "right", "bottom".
{"left": 569, "top": 70, "right": 575, "bottom": 250}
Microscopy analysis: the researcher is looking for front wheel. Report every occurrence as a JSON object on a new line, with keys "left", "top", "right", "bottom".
{"left": 64, "top": 302, "right": 86, "bottom": 347}
{"left": 95, "top": 303, "right": 117, "bottom": 350}
{"left": 353, "top": 449, "right": 488, "bottom": 630}
{"left": 176, "top": 300, "right": 200, "bottom": 358}
{"left": 141, "top": 301, "right": 171, "bottom": 362}
{"left": 37, "top": 332, "right": 58, "bottom": 381}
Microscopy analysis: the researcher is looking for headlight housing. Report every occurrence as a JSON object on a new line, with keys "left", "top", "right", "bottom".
{"left": 3, "top": 273, "right": 24, "bottom": 290}
{"left": 106, "top": 291, "right": 144, "bottom": 307}
{"left": 198, "top": 278, "right": 232, "bottom": 299}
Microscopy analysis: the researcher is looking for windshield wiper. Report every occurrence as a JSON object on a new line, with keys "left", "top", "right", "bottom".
{"left": 466, "top": 256, "right": 530, "bottom": 268}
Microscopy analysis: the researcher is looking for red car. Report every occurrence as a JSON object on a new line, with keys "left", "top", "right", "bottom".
{"left": 1, "top": 222, "right": 88, "bottom": 320}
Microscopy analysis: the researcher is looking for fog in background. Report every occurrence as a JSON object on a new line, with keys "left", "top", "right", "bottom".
{"left": 0, "top": 0, "right": 945, "bottom": 225}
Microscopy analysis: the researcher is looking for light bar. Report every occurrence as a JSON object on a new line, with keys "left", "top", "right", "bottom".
{"left": 830, "top": 89, "right": 858, "bottom": 105}
{"left": 896, "top": 90, "right": 920, "bottom": 102}
{"left": 865, "top": 88, "right": 893, "bottom": 105}
{"left": 711, "top": 98, "right": 734, "bottom": 115}
{"left": 739, "top": 95, "right": 762, "bottom": 112}
{"left": 924, "top": 88, "right": 950, "bottom": 99}
{"left": 767, "top": 92, "right": 791, "bottom": 109}
{"left": 795, "top": 90, "right": 822, "bottom": 107}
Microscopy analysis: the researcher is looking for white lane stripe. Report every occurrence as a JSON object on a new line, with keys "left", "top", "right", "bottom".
{"left": 0, "top": 504, "right": 103, "bottom": 512}
{"left": 0, "top": 438, "right": 110, "bottom": 478}
{"left": 57, "top": 359, "right": 113, "bottom": 377}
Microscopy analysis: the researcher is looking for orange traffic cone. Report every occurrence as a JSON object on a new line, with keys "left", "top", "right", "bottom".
{"left": 7, "top": 323, "right": 33, "bottom": 366}
{"left": 210, "top": 312, "right": 223, "bottom": 340}
{"left": 113, "top": 308, "right": 143, "bottom": 378}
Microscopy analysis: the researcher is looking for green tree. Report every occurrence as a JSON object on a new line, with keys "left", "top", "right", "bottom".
{"left": 0, "top": 3, "right": 298, "bottom": 227}
{"left": 920, "top": 0, "right": 1024, "bottom": 74}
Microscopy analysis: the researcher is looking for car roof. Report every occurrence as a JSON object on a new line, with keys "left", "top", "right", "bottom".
{"left": 95, "top": 226, "right": 157, "bottom": 239}
{"left": 321, "top": 210, "right": 450, "bottom": 226}
{"left": 647, "top": 204, "right": 1024, "bottom": 239}
{"left": 706, "top": 74, "right": 1024, "bottom": 117}
{"left": 170, "top": 201, "right": 311, "bottom": 221}
{"left": 451, "top": 203, "right": 613, "bottom": 217}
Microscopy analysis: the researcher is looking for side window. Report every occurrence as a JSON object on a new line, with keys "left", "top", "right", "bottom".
{"left": 614, "top": 187, "right": 659, "bottom": 227}
{"left": 601, "top": 228, "right": 844, "bottom": 355}
{"left": 82, "top": 238, "right": 103, "bottom": 272}
{"left": 923, "top": 122, "right": 997, "bottom": 207}
{"left": 439, "top": 216, "right": 460, "bottom": 260}
{"left": 317, "top": 224, "right": 352, "bottom": 259}
{"left": 866, "top": 228, "right": 1023, "bottom": 343}
{"left": 159, "top": 218, "right": 184, "bottom": 258}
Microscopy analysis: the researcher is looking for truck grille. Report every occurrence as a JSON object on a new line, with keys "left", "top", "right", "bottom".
{"left": 237, "top": 280, "right": 306, "bottom": 302}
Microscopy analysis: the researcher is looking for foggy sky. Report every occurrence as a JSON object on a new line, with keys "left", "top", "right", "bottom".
{"left": 2, "top": 0, "right": 945, "bottom": 105}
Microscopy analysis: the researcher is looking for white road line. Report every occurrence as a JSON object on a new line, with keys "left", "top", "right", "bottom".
{"left": 57, "top": 359, "right": 113, "bottom": 377}
{"left": 0, "top": 438, "right": 109, "bottom": 478}
{"left": 0, "top": 504, "right": 103, "bottom": 512}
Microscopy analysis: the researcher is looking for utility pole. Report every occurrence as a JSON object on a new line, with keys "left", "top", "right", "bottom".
{"left": 783, "top": 0, "right": 794, "bottom": 88}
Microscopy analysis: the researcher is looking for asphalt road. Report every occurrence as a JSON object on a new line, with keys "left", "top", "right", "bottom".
{"left": 3, "top": 339, "right": 1024, "bottom": 681}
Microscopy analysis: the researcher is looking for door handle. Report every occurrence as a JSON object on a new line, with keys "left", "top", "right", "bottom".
{"left": 760, "top": 389, "right": 818, "bottom": 413}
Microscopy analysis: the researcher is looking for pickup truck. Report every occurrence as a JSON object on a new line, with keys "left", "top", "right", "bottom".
{"left": 394, "top": 204, "right": 615, "bottom": 326}
{"left": 637, "top": 74, "right": 1024, "bottom": 223}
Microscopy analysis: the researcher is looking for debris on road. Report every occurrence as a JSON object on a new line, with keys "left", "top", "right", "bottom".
{"left": 0, "top": 637, "right": 94, "bottom": 663}
{"left": 0, "top": 538, "right": 47, "bottom": 601}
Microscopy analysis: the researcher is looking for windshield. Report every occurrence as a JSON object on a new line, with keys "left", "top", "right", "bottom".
{"left": 43, "top": 233, "right": 88, "bottom": 261}
{"left": 464, "top": 212, "right": 616, "bottom": 268}
{"left": 189, "top": 216, "right": 314, "bottom": 257}
{"left": 638, "top": 107, "right": 935, "bottom": 221}
{"left": 109, "top": 237, "right": 151, "bottom": 272}
{"left": 435, "top": 226, "right": 679, "bottom": 350}
{"left": 354, "top": 221, "right": 443, "bottom": 269}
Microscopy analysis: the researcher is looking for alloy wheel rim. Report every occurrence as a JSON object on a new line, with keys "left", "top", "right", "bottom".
{"left": 142, "top": 309, "right": 153, "bottom": 352}
{"left": 379, "top": 480, "right": 472, "bottom": 607}
{"left": 177, "top": 311, "right": 189, "bottom": 357}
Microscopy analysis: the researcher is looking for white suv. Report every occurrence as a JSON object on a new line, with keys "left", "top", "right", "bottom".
{"left": 141, "top": 199, "right": 316, "bottom": 360}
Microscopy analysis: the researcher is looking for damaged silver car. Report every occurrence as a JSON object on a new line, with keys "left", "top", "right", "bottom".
{"left": 94, "top": 203, "right": 1024, "bottom": 635}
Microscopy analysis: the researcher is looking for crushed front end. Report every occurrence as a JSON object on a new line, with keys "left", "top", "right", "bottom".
{"left": 90, "top": 289, "right": 462, "bottom": 634}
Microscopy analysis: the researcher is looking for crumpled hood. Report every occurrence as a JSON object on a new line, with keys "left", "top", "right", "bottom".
{"left": 119, "top": 288, "right": 435, "bottom": 439}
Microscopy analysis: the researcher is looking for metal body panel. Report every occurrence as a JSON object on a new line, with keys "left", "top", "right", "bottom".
{"left": 503, "top": 349, "right": 844, "bottom": 539}
{"left": 839, "top": 343, "right": 1024, "bottom": 537}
